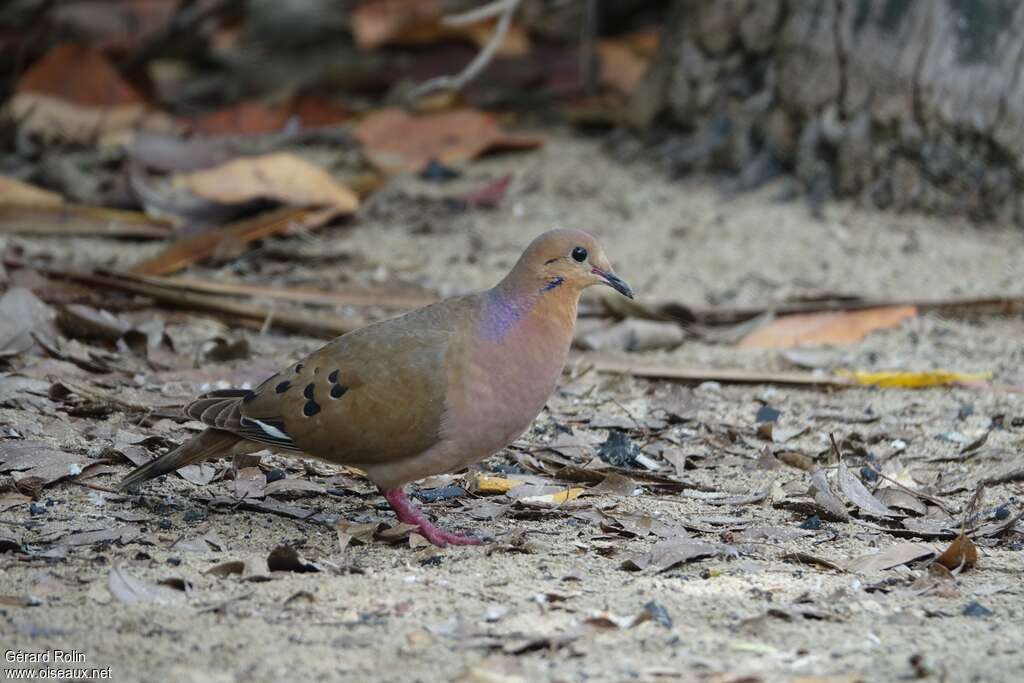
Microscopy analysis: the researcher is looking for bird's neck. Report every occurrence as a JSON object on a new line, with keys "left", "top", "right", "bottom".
{"left": 481, "top": 276, "right": 580, "bottom": 343}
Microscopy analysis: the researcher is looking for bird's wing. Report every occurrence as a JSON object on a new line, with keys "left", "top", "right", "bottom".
{"left": 185, "top": 297, "right": 477, "bottom": 465}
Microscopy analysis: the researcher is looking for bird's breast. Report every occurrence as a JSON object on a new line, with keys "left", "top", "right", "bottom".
{"left": 444, "top": 312, "right": 572, "bottom": 461}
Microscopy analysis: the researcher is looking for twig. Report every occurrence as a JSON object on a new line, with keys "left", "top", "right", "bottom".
{"left": 406, "top": 0, "right": 522, "bottom": 101}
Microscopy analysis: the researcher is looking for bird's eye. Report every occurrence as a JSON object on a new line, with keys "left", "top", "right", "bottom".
{"left": 571, "top": 246, "right": 588, "bottom": 262}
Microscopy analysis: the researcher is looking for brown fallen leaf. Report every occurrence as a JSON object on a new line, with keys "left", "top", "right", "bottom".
{"left": 234, "top": 466, "right": 267, "bottom": 500}
{"left": 875, "top": 487, "right": 928, "bottom": 516}
{"left": 842, "top": 542, "right": 937, "bottom": 573}
{"left": 738, "top": 306, "right": 918, "bottom": 349}
{"left": 0, "top": 288, "right": 58, "bottom": 356}
{"left": 354, "top": 108, "right": 542, "bottom": 173}
{"left": 620, "top": 538, "right": 721, "bottom": 572}
{"left": 836, "top": 456, "right": 898, "bottom": 519}
{"left": 598, "top": 29, "right": 661, "bottom": 95}
{"left": 935, "top": 532, "right": 978, "bottom": 572}
{"left": 808, "top": 468, "right": 850, "bottom": 521}
{"left": 11, "top": 44, "right": 175, "bottom": 142}
{"left": 182, "top": 153, "right": 359, "bottom": 212}
{"left": 204, "top": 560, "right": 246, "bottom": 577}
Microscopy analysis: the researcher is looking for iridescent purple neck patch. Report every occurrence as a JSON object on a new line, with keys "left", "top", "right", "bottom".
{"left": 481, "top": 290, "right": 533, "bottom": 342}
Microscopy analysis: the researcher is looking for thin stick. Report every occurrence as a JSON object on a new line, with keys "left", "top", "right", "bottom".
{"left": 406, "top": 0, "right": 522, "bottom": 101}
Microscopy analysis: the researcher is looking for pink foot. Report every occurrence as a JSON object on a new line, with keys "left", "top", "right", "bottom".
{"left": 382, "top": 488, "right": 484, "bottom": 547}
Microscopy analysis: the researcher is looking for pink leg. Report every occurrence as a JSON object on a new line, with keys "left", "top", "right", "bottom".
{"left": 382, "top": 488, "right": 483, "bottom": 547}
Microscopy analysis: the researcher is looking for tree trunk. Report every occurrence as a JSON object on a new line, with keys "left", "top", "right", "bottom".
{"left": 632, "top": 0, "right": 1024, "bottom": 224}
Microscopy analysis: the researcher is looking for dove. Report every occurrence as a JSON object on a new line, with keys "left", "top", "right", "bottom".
{"left": 120, "top": 229, "right": 633, "bottom": 546}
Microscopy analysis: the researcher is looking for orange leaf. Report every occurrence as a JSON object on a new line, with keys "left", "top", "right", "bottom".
{"left": 11, "top": 44, "right": 174, "bottom": 142}
{"left": 935, "top": 533, "right": 977, "bottom": 572}
{"left": 188, "top": 102, "right": 290, "bottom": 135}
{"left": 738, "top": 306, "right": 918, "bottom": 349}
{"left": 354, "top": 108, "right": 541, "bottom": 173}
{"left": 598, "top": 29, "right": 661, "bottom": 95}
{"left": 18, "top": 44, "right": 143, "bottom": 107}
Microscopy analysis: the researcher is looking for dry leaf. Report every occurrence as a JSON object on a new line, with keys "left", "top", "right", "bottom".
{"left": 809, "top": 468, "right": 849, "bottom": 521}
{"left": 183, "top": 153, "right": 359, "bottom": 211}
{"left": 837, "top": 458, "right": 898, "bottom": 519}
{"left": 837, "top": 370, "right": 991, "bottom": 388}
{"left": 10, "top": 44, "right": 174, "bottom": 142}
{"left": 739, "top": 306, "right": 917, "bottom": 349}
{"left": 204, "top": 560, "right": 246, "bottom": 577}
{"left": 0, "top": 177, "right": 64, "bottom": 207}
{"left": 842, "top": 542, "right": 937, "bottom": 573}
{"left": 234, "top": 466, "right": 266, "bottom": 500}
{"left": 474, "top": 474, "right": 525, "bottom": 494}
{"left": 0, "top": 288, "right": 58, "bottom": 356}
{"left": 336, "top": 520, "right": 381, "bottom": 550}
{"left": 517, "top": 487, "right": 584, "bottom": 506}
{"left": 354, "top": 108, "right": 542, "bottom": 173}
{"left": 621, "top": 538, "right": 721, "bottom": 572}
{"left": 598, "top": 29, "right": 661, "bottom": 95}
{"left": 935, "top": 533, "right": 978, "bottom": 571}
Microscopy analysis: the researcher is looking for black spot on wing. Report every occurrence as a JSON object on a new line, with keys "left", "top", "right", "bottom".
{"left": 328, "top": 369, "right": 339, "bottom": 384}
{"left": 303, "top": 401, "right": 321, "bottom": 417}
{"left": 275, "top": 381, "right": 291, "bottom": 394}
{"left": 303, "top": 383, "right": 315, "bottom": 399}
{"left": 330, "top": 384, "right": 347, "bottom": 399}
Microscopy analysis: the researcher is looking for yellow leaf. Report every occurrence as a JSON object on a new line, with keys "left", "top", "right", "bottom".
{"left": 518, "top": 487, "right": 585, "bottom": 505}
{"left": 549, "top": 487, "right": 584, "bottom": 504}
{"left": 838, "top": 370, "right": 991, "bottom": 388}
{"left": 475, "top": 474, "right": 523, "bottom": 494}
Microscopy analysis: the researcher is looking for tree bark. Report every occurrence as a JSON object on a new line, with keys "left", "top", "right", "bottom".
{"left": 633, "top": 0, "right": 1024, "bottom": 224}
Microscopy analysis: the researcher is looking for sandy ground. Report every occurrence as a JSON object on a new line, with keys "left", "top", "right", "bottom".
{"left": 2, "top": 132, "right": 1024, "bottom": 683}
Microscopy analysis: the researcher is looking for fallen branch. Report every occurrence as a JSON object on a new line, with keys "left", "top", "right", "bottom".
{"left": 619, "top": 294, "right": 1024, "bottom": 326}
{"left": 575, "top": 352, "right": 848, "bottom": 387}
{"left": 45, "top": 268, "right": 365, "bottom": 338}
{"left": 406, "top": 0, "right": 522, "bottom": 101}
{"left": 125, "top": 273, "right": 437, "bottom": 311}
{"left": 0, "top": 204, "right": 173, "bottom": 238}
{"left": 130, "top": 206, "right": 340, "bottom": 276}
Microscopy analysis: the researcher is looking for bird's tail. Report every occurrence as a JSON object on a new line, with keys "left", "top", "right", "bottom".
{"left": 119, "top": 428, "right": 241, "bottom": 490}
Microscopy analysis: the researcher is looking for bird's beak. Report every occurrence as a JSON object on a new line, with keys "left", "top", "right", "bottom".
{"left": 592, "top": 268, "right": 634, "bottom": 299}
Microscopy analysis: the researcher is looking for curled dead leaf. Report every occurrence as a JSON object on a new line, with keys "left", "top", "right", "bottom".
{"left": 935, "top": 533, "right": 978, "bottom": 572}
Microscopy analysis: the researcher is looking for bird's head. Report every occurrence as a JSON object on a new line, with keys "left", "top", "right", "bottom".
{"left": 510, "top": 228, "right": 633, "bottom": 299}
